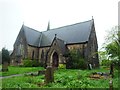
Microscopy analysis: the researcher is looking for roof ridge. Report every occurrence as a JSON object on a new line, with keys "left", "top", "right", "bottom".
{"left": 56, "top": 37, "right": 64, "bottom": 42}
{"left": 23, "top": 25, "right": 41, "bottom": 33}
{"left": 42, "top": 19, "right": 93, "bottom": 33}
{"left": 22, "top": 19, "right": 93, "bottom": 33}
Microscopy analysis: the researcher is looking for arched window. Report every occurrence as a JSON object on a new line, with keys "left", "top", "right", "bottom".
{"left": 41, "top": 50, "right": 44, "bottom": 60}
{"left": 32, "top": 50, "right": 34, "bottom": 60}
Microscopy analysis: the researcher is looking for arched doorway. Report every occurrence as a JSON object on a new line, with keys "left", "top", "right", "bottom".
{"left": 52, "top": 52, "right": 59, "bottom": 67}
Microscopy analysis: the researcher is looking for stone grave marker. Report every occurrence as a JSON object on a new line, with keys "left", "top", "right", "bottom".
{"left": 2, "top": 62, "right": 8, "bottom": 72}
{"left": 45, "top": 66, "right": 54, "bottom": 83}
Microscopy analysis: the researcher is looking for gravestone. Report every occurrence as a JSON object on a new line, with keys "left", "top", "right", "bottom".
{"left": 45, "top": 66, "right": 54, "bottom": 83}
{"left": 2, "top": 62, "right": 8, "bottom": 72}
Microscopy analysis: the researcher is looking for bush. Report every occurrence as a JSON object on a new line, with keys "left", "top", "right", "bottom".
{"left": 39, "top": 62, "right": 45, "bottom": 67}
{"left": 23, "top": 59, "right": 32, "bottom": 67}
{"left": 77, "top": 58, "right": 87, "bottom": 70}
{"left": 111, "top": 60, "right": 120, "bottom": 70}
{"left": 32, "top": 60, "right": 40, "bottom": 67}
{"left": 101, "top": 60, "right": 111, "bottom": 66}
{"left": 58, "top": 64, "right": 66, "bottom": 69}
{"left": 101, "top": 59, "right": 119, "bottom": 70}
{"left": 2, "top": 48, "right": 10, "bottom": 64}
{"left": 66, "top": 50, "right": 87, "bottom": 69}
{"left": 23, "top": 59, "right": 40, "bottom": 67}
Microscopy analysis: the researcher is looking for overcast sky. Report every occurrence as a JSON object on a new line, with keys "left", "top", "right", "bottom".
{"left": 0, "top": 0, "right": 119, "bottom": 51}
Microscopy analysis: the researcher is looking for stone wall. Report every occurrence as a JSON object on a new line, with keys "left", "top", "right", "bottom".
{"left": 39, "top": 47, "right": 49, "bottom": 63}
{"left": 39, "top": 47, "right": 49, "bottom": 60}
{"left": 11, "top": 29, "right": 28, "bottom": 65}
{"left": 85, "top": 23, "right": 99, "bottom": 68}
{"left": 27, "top": 45, "right": 39, "bottom": 60}
{"left": 67, "top": 44, "right": 87, "bottom": 57}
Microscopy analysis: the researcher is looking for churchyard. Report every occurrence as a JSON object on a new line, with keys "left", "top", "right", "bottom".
{"left": 0, "top": 65, "right": 44, "bottom": 77}
{"left": 1, "top": 65, "right": 119, "bottom": 89}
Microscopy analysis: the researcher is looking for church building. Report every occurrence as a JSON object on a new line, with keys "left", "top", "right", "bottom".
{"left": 11, "top": 19, "right": 99, "bottom": 68}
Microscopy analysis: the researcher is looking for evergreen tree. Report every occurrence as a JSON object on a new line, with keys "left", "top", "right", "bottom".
{"left": 2, "top": 48, "right": 10, "bottom": 64}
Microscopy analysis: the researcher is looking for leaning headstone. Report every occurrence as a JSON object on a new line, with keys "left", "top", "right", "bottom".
{"left": 45, "top": 66, "right": 54, "bottom": 83}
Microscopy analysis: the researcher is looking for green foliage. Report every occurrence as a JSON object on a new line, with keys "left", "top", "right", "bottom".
{"left": 101, "top": 60, "right": 111, "bottom": 66}
{"left": 39, "top": 61, "right": 45, "bottom": 67}
{"left": 1, "top": 65, "right": 44, "bottom": 76}
{"left": 98, "top": 51, "right": 108, "bottom": 63}
{"left": 58, "top": 64, "right": 66, "bottom": 69}
{"left": 2, "top": 75, "right": 44, "bottom": 88}
{"left": 100, "top": 26, "right": 120, "bottom": 71}
{"left": 103, "top": 26, "right": 120, "bottom": 67}
{"left": 2, "top": 48, "right": 10, "bottom": 63}
{"left": 23, "top": 59, "right": 32, "bottom": 67}
{"left": 105, "top": 41, "right": 119, "bottom": 58}
{"left": 2, "top": 66, "right": 119, "bottom": 88}
{"left": 32, "top": 60, "right": 40, "bottom": 67}
{"left": 77, "top": 58, "right": 87, "bottom": 69}
{"left": 111, "top": 59, "right": 120, "bottom": 69}
{"left": 66, "top": 50, "right": 86, "bottom": 69}
{"left": 23, "top": 59, "right": 40, "bottom": 67}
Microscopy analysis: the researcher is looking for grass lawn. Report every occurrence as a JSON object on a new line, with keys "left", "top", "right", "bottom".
{"left": 2, "top": 66, "right": 118, "bottom": 88}
{"left": 0, "top": 65, "right": 44, "bottom": 76}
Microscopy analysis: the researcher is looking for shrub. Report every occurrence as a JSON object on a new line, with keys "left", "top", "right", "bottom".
{"left": 39, "top": 62, "right": 45, "bottom": 67}
{"left": 66, "top": 50, "right": 87, "bottom": 69}
{"left": 58, "top": 64, "right": 66, "bottom": 69}
{"left": 77, "top": 58, "right": 87, "bottom": 70}
{"left": 23, "top": 59, "right": 32, "bottom": 67}
{"left": 111, "top": 60, "right": 120, "bottom": 70}
{"left": 2, "top": 48, "right": 10, "bottom": 64}
{"left": 77, "top": 72, "right": 83, "bottom": 80}
{"left": 101, "top": 60, "right": 111, "bottom": 66}
{"left": 23, "top": 59, "right": 40, "bottom": 67}
{"left": 32, "top": 60, "right": 40, "bottom": 67}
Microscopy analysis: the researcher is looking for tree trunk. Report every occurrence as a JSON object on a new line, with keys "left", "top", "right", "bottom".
{"left": 109, "top": 79, "right": 113, "bottom": 90}
{"left": 110, "top": 63, "right": 114, "bottom": 78}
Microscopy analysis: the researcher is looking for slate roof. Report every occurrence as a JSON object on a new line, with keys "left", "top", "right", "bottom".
{"left": 56, "top": 38, "right": 67, "bottom": 54}
{"left": 21, "top": 19, "right": 94, "bottom": 47}
{"left": 23, "top": 25, "right": 42, "bottom": 47}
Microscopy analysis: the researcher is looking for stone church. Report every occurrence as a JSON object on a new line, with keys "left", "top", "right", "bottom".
{"left": 11, "top": 19, "right": 99, "bottom": 68}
